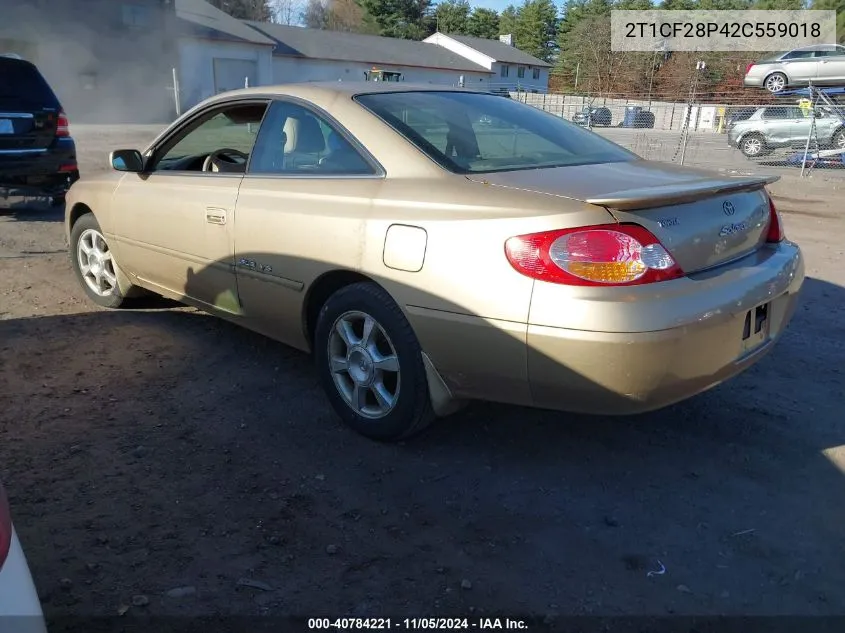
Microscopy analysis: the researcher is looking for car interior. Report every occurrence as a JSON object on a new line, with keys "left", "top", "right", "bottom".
{"left": 153, "top": 102, "right": 370, "bottom": 175}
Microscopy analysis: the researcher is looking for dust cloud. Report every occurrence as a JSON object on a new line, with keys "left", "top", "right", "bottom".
{"left": 1, "top": 1, "right": 178, "bottom": 124}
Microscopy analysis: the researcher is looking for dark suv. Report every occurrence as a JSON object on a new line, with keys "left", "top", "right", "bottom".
{"left": 0, "top": 54, "right": 78, "bottom": 206}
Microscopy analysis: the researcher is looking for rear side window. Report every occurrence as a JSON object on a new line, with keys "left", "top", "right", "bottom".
{"left": 354, "top": 91, "right": 634, "bottom": 174}
{"left": 0, "top": 58, "right": 60, "bottom": 108}
{"left": 782, "top": 50, "right": 816, "bottom": 60}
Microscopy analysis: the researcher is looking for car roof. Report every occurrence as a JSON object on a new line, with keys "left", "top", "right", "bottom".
{"left": 200, "top": 81, "right": 501, "bottom": 106}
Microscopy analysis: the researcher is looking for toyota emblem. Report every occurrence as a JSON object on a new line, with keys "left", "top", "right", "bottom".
{"left": 723, "top": 201, "right": 735, "bottom": 216}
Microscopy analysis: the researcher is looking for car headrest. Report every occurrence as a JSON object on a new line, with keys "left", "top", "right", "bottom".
{"left": 284, "top": 114, "right": 326, "bottom": 154}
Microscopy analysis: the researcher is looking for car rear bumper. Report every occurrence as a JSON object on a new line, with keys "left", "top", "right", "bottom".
{"left": 526, "top": 241, "right": 804, "bottom": 414}
{"left": 0, "top": 528, "right": 47, "bottom": 633}
{"left": 743, "top": 75, "right": 764, "bottom": 88}
{"left": 0, "top": 138, "right": 78, "bottom": 196}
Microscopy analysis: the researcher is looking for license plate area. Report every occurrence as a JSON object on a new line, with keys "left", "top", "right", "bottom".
{"left": 0, "top": 119, "right": 13, "bottom": 134}
{"left": 740, "top": 301, "right": 770, "bottom": 355}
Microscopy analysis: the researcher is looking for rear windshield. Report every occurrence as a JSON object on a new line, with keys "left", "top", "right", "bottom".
{"left": 0, "top": 58, "right": 60, "bottom": 108}
{"left": 354, "top": 91, "right": 635, "bottom": 174}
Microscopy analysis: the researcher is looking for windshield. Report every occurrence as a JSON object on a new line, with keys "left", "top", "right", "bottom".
{"left": 353, "top": 91, "right": 635, "bottom": 174}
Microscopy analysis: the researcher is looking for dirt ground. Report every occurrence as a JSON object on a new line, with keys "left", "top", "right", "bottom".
{"left": 2, "top": 125, "right": 845, "bottom": 631}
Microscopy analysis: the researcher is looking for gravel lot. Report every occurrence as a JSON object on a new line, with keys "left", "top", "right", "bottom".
{"left": 1, "top": 123, "right": 845, "bottom": 631}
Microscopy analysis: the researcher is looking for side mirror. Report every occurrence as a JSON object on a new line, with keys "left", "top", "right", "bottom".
{"left": 110, "top": 149, "right": 144, "bottom": 173}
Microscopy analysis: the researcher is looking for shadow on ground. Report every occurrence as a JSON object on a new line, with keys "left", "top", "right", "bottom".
{"left": 0, "top": 197, "right": 64, "bottom": 222}
{"left": 0, "top": 269, "right": 843, "bottom": 623}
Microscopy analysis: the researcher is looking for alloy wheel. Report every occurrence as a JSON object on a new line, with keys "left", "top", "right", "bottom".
{"left": 327, "top": 310, "right": 401, "bottom": 419}
{"left": 77, "top": 228, "right": 117, "bottom": 297}
{"left": 765, "top": 74, "right": 785, "bottom": 92}
{"left": 743, "top": 137, "right": 763, "bottom": 156}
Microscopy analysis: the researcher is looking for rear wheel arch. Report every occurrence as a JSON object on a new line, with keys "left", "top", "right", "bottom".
{"left": 303, "top": 269, "right": 378, "bottom": 349}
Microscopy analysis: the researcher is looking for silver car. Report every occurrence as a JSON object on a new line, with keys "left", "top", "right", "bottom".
{"left": 727, "top": 105, "right": 845, "bottom": 157}
{"left": 743, "top": 45, "right": 845, "bottom": 92}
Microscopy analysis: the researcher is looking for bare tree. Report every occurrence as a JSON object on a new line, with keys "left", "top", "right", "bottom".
{"left": 326, "top": 0, "right": 366, "bottom": 31}
{"left": 271, "top": 0, "right": 305, "bottom": 24}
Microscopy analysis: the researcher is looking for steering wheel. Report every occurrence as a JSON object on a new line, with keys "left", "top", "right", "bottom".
{"left": 202, "top": 148, "right": 249, "bottom": 173}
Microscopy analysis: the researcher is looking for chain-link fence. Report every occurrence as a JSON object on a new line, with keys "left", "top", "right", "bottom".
{"left": 511, "top": 90, "right": 845, "bottom": 175}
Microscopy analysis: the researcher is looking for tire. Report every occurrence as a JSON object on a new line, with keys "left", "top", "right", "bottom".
{"left": 740, "top": 134, "right": 767, "bottom": 158}
{"left": 314, "top": 281, "right": 435, "bottom": 442}
{"left": 69, "top": 213, "right": 128, "bottom": 309}
{"left": 764, "top": 72, "right": 787, "bottom": 93}
{"left": 831, "top": 128, "right": 845, "bottom": 151}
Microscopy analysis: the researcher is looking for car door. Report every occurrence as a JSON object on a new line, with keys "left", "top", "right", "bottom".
{"left": 759, "top": 106, "right": 796, "bottom": 145}
{"left": 232, "top": 98, "right": 385, "bottom": 349}
{"left": 780, "top": 49, "right": 820, "bottom": 83}
{"left": 783, "top": 106, "right": 815, "bottom": 144}
{"left": 815, "top": 46, "right": 845, "bottom": 83}
{"left": 111, "top": 99, "right": 269, "bottom": 312}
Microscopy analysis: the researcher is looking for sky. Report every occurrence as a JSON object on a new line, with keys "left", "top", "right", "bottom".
{"left": 470, "top": 0, "right": 516, "bottom": 12}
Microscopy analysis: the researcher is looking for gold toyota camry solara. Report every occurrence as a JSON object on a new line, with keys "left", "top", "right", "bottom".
{"left": 65, "top": 82, "right": 805, "bottom": 441}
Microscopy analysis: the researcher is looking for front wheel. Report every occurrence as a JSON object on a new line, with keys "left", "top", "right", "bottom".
{"left": 831, "top": 128, "right": 845, "bottom": 151}
{"left": 69, "top": 213, "right": 128, "bottom": 309}
{"left": 313, "top": 281, "right": 434, "bottom": 442}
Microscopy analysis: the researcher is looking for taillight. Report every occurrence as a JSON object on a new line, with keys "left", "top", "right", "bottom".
{"left": 0, "top": 482, "right": 11, "bottom": 572}
{"left": 504, "top": 223, "right": 685, "bottom": 286}
{"left": 766, "top": 194, "right": 785, "bottom": 243}
{"left": 56, "top": 110, "right": 70, "bottom": 137}
{"left": 745, "top": 62, "right": 755, "bottom": 76}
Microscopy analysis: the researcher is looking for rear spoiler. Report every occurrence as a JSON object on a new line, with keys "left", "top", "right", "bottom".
{"left": 586, "top": 174, "right": 780, "bottom": 211}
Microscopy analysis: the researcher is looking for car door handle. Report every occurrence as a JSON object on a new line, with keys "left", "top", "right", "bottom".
{"left": 205, "top": 207, "right": 227, "bottom": 225}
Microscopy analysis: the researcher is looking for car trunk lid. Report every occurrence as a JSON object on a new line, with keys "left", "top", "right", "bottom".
{"left": 466, "top": 160, "right": 778, "bottom": 274}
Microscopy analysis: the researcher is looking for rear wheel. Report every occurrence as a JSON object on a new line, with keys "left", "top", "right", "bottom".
{"left": 314, "top": 281, "right": 434, "bottom": 442}
{"left": 740, "top": 134, "right": 767, "bottom": 158}
{"left": 764, "top": 72, "right": 787, "bottom": 93}
{"left": 69, "top": 213, "right": 128, "bottom": 309}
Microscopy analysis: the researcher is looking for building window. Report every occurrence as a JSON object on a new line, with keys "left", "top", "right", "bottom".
{"left": 517, "top": 66, "right": 525, "bottom": 79}
{"left": 532, "top": 67, "right": 540, "bottom": 80}
{"left": 122, "top": 3, "right": 152, "bottom": 28}
{"left": 500, "top": 65, "right": 509, "bottom": 78}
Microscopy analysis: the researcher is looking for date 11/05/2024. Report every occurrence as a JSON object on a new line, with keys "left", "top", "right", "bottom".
{"left": 307, "top": 618, "right": 530, "bottom": 630}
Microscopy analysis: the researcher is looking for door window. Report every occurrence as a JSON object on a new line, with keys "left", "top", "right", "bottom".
{"left": 151, "top": 102, "right": 268, "bottom": 173}
{"left": 248, "top": 100, "right": 376, "bottom": 175}
{"left": 762, "top": 106, "right": 801, "bottom": 119}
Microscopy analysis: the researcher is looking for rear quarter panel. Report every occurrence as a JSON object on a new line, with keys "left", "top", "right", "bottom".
{"left": 361, "top": 176, "right": 616, "bottom": 404}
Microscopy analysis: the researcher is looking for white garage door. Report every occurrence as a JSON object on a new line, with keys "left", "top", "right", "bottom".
{"left": 213, "top": 58, "right": 258, "bottom": 94}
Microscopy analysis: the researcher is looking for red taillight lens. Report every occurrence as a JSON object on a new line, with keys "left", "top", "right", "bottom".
{"left": 0, "top": 482, "right": 11, "bottom": 572}
{"left": 56, "top": 111, "right": 70, "bottom": 137}
{"left": 745, "top": 62, "right": 755, "bottom": 76}
{"left": 766, "top": 194, "right": 785, "bottom": 243}
{"left": 504, "top": 223, "right": 685, "bottom": 286}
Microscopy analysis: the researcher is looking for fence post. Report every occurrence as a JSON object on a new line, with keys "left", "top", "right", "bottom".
{"left": 171, "top": 67, "right": 181, "bottom": 117}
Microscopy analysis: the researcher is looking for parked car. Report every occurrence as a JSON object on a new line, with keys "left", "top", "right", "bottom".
{"left": 65, "top": 83, "right": 803, "bottom": 441}
{"left": 743, "top": 45, "right": 845, "bottom": 93}
{"left": 0, "top": 480, "right": 48, "bottom": 633}
{"left": 572, "top": 106, "right": 612, "bottom": 127}
{"left": 0, "top": 53, "right": 78, "bottom": 206}
{"left": 727, "top": 105, "right": 845, "bottom": 157}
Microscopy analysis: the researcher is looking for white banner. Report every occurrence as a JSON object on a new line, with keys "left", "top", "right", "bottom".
{"left": 610, "top": 10, "right": 837, "bottom": 52}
